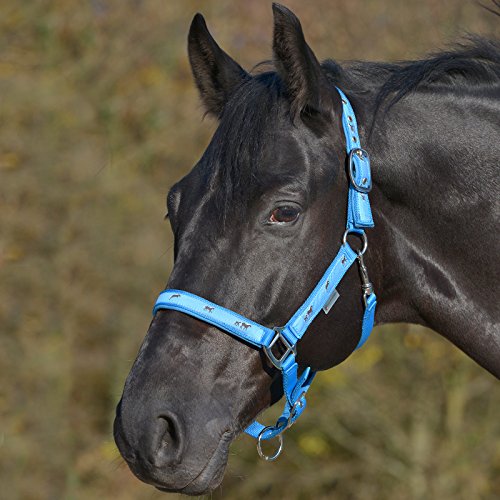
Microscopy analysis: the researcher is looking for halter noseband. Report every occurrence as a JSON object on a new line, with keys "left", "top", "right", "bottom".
{"left": 153, "top": 88, "right": 376, "bottom": 460}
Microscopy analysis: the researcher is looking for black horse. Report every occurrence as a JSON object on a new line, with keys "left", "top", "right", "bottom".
{"left": 114, "top": 4, "right": 500, "bottom": 495}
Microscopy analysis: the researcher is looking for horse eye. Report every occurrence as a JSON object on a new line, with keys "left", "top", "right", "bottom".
{"left": 269, "top": 206, "right": 300, "bottom": 224}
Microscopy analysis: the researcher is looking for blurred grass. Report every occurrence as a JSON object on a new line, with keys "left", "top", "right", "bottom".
{"left": 0, "top": 1, "right": 498, "bottom": 499}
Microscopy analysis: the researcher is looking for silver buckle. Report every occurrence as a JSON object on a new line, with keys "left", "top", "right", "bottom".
{"left": 348, "top": 148, "right": 372, "bottom": 193}
{"left": 264, "top": 328, "right": 296, "bottom": 369}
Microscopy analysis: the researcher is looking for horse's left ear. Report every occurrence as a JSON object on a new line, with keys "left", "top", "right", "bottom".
{"left": 188, "top": 13, "right": 250, "bottom": 118}
{"left": 272, "top": 3, "right": 334, "bottom": 120}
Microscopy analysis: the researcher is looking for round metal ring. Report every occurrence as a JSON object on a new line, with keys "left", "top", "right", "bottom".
{"left": 257, "top": 427, "right": 284, "bottom": 461}
{"left": 342, "top": 230, "right": 368, "bottom": 256}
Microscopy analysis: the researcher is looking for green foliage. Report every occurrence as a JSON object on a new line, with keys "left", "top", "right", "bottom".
{"left": 0, "top": 1, "right": 498, "bottom": 499}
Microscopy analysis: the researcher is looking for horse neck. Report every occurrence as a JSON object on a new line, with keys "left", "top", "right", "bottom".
{"left": 358, "top": 88, "right": 500, "bottom": 377}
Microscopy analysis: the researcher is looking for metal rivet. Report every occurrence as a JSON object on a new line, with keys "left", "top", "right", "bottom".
{"left": 341, "top": 99, "right": 347, "bottom": 104}
{"left": 362, "top": 177, "right": 367, "bottom": 184}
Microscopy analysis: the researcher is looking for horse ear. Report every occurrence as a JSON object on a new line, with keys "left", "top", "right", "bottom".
{"left": 188, "top": 13, "right": 249, "bottom": 118}
{"left": 272, "top": 3, "right": 333, "bottom": 120}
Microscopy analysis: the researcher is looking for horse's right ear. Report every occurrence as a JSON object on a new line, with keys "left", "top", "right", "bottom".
{"left": 188, "top": 14, "right": 249, "bottom": 118}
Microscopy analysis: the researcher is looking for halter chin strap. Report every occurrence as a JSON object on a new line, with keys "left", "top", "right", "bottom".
{"left": 153, "top": 88, "right": 377, "bottom": 459}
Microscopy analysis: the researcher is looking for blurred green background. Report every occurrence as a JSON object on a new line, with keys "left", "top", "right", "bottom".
{"left": 0, "top": 1, "right": 499, "bottom": 499}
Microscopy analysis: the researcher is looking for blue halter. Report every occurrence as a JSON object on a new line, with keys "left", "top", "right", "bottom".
{"left": 153, "top": 88, "right": 376, "bottom": 460}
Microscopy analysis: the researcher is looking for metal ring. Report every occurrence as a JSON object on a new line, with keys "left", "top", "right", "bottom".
{"left": 342, "top": 230, "right": 368, "bottom": 256}
{"left": 257, "top": 427, "right": 284, "bottom": 461}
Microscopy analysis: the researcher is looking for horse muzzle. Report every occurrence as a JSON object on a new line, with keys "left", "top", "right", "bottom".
{"left": 113, "top": 398, "right": 233, "bottom": 494}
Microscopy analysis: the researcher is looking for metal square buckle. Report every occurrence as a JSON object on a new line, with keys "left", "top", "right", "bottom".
{"left": 264, "top": 328, "right": 296, "bottom": 369}
{"left": 348, "top": 148, "right": 372, "bottom": 193}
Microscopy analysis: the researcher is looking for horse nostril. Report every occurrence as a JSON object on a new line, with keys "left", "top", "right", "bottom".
{"left": 151, "top": 411, "right": 184, "bottom": 467}
{"left": 158, "top": 416, "right": 175, "bottom": 450}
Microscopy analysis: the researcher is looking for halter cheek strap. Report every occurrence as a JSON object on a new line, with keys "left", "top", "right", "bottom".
{"left": 153, "top": 88, "right": 377, "bottom": 460}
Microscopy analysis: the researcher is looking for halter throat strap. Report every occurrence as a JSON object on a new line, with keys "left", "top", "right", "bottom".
{"left": 152, "top": 87, "right": 376, "bottom": 459}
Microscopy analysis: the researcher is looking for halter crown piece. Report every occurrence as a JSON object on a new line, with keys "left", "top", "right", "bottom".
{"left": 153, "top": 88, "right": 377, "bottom": 460}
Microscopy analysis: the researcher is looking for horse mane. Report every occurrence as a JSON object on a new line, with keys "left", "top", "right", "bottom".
{"left": 325, "top": 35, "right": 500, "bottom": 113}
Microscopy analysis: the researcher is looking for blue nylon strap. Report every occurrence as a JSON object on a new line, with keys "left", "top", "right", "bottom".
{"left": 153, "top": 244, "right": 358, "bottom": 352}
{"left": 336, "top": 87, "right": 360, "bottom": 152}
{"left": 152, "top": 88, "right": 377, "bottom": 446}
{"left": 285, "top": 244, "right": 357, "bottom": 343}
{"left": 336, "top": 87, "right": 374, "bottom": 230}
{"left": 244, "top": 355, "right": 308, "bottom": 439}
{"left": 356, "top": 293, "right": 377, "bottom": 349}
{"left": 348, "top": 186, "right": 374, "bottom": 229}
{"left": 153, "top": 290, "right": 275, "bottom": 348}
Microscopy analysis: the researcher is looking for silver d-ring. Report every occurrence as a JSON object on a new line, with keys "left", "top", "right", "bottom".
{"left": 257, "top": 427, "right": 284, "bottom": 461}
{"left": 342, "top": 229, "right": 368, "bottom": 255}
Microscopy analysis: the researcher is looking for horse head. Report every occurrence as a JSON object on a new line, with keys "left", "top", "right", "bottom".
{"left": 114, "top": 4, "right": 371, "bottom": 494}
